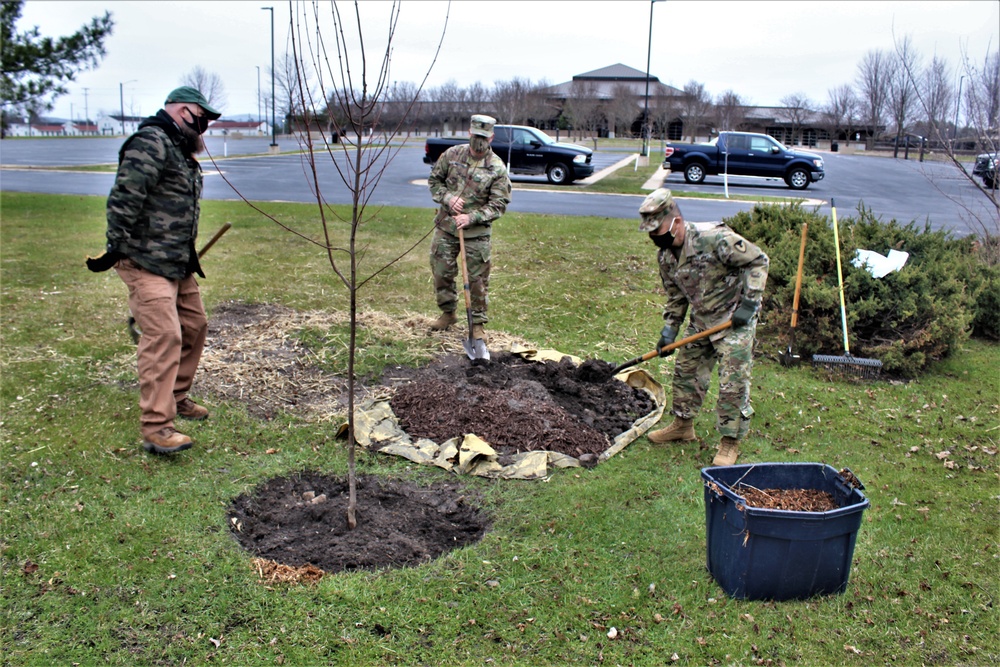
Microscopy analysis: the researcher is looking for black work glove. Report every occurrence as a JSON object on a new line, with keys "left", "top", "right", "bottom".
{"left": 657, "top": 325, "right": 678, "bottom": 357}
{"left": 732, "top": 297, "right": 759, "bottom": 327}
{"left": 86, "top": 247, "right": 124, "bottom": 272}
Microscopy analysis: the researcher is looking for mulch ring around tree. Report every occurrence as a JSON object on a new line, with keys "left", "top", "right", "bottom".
{"left": 228, "top": 471, "right": 490, "bottom": 579}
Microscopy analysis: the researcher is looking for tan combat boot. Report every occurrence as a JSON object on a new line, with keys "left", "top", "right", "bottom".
{"left": 176, "top": 397, "right": 209, "bottom": 421}
{"left": 647, "top": 417, "right": 696, "bottom": 443}
{"left": 429, "top": 311, "right": 457, "bottom": 331}
{"left": 472, "top": 324, "right": 488, "bottom": 344}
{"left": 712, "top": 436, "right": 740, "bottom": 466}
{"left": 143, "top": 427, "right": 193, "bottom": 454}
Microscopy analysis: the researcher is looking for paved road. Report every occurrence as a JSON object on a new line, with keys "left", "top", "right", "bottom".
{"left": 1, "top": 136, "right": 994, "bottom": 236}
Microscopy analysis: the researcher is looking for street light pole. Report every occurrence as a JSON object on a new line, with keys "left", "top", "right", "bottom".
{"left": 256, "top": 65, "right": 262, "bottom": 126}
{"left": 262, "top": 6, "right": 276, "bottom": 147}
{"left": 641, "top": 0, "right": 664, "bottom": 157}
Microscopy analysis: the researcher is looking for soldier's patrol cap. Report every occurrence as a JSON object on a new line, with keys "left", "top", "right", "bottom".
{"left": 470, "top": 114, "right": 496, "bottom": 137}
{"left": 165, "top": 86, "right": 222, "bottom": 120}
{"left": 638, "top": 188, "right": 675, "bottom": 232}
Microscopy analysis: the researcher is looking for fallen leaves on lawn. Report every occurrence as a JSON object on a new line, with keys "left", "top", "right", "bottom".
{"left": 252, "top": 557, "right": 324, "bottom": 585}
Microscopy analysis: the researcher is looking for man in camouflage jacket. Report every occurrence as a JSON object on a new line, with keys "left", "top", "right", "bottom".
{"left": 427, "top": 114, "right": 511, "bottom": 344}
{"left": 96, "top": 86, "right": 221, "bottom": 454}
{"left": 638, "top": 189, "right": 769, "bottom": 466}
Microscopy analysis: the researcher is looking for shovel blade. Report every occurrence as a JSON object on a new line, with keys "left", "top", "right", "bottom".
{"left": 778, "top": 348, "right": 801, "bottom": 367}
{"left": 463, "top": 337, "right": 490, "bottom": 361}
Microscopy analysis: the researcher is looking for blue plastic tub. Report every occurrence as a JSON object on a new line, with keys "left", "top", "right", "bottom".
{"left": 701, "top": 462, "right": 869, "bottom": 601}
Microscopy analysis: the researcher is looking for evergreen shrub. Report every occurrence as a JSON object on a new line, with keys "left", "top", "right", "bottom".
{"left": 726, "top": 203, "right": 982, "bottom": 378}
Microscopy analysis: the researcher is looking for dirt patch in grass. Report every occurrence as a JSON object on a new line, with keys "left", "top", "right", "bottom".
{"left": 228, "top": 472, "right": 489, "bottom": 576}
{"left": 206, "top": 302, "right": 654, "bottom": 575}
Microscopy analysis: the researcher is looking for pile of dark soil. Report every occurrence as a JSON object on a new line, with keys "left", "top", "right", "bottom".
{"left": 228, "top": 472, "right": 489, "bottom": 574}
{"left": 387, "top": 352, "right": 656, "bottom": 461}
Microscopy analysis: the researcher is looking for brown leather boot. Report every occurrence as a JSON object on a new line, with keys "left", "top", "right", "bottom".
{"left": 712, "top": 436, "right": 740, "bottom": 466}
{"left": 647, "top": 417, "right": 696, "bottom": 443}
{"left": 143, "top": 427, "right": 193, "bottom": 454}
{"left": 176, "top": 397, "right": 209, "bottom": 421}
{"left": 429, "top": 311, "right": 457, "bottom": 331}
{"left": 472, "top": 324, "right": 488, "bottom": 344}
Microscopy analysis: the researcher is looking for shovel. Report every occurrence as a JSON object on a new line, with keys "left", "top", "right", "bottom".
{"left": 127, "top": 222, "right": 232, "bottom": 344}
{"left": 779, "top": 222, "right": 808, "bottom": 367}
{"left": 610, "top": 320, "right": 733, "bottom": 377}
{"left": 457, "top": 228, "right": 489, "bottom": 361}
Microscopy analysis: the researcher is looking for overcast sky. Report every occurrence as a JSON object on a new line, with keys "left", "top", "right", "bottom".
{"left": 16, "top": 0, "right": 1000, "bottom": 122}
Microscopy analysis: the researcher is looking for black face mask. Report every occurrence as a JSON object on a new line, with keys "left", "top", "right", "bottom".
{"left": 650, "top": 231, "right": 675, "bottom": 249}
{"left": 184, "top": 110, "right": 210, "bottom": 135}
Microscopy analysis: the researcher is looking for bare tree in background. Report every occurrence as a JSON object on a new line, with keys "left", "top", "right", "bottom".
{"left": 777, "top": 94, "right": 813, "bottom": 146}
{"left": 649, "top": 83, "right": 682, "bottom": 143}
{"left": 964, "top": 50, "right": 1000, "bottom": 145}
{"left": 855, "top": 49, "right": 894, "bottom": 148}
{"left": 564, "top": 79, "right": 601, "bottom": 142}
{"left": 605, "top": 82, "right": 638, "bottom": 139}
{"left": 490, "top": 77, "right": 532, "bottom": 126}
{"left": 681, "top": 81, "right": 712, "bottom": 143}
{"left": 713, "top": 90, "right": 747, "bottom": 132}
{"left": 823, "top": 84, "right": 857, "bottom": 144}
{"left": 181, "top": 66, "right": 227, "bottom": 112}
{"left": 525, "top": 79, "right": 553, "bottom": 127}
{"left": 229, "top": 0, "right": 447, "bottom": 529}
{"left": 918, "top": 55, "right": 953, "bottom": 144}
{"left": 893, "top": 34, "right": 998, "bottom": 246}
{"left": 887, "top": 35, "right": 920, "bottom": 158}
{"left": 275, "top": 53, "right": 319, "bottom": 133}
{"left": 432, "top": 80, "right": 461, "bottom": 135}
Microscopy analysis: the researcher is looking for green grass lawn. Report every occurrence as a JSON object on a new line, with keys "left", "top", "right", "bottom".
{"left": 1, "top": 192, "right": 997, "bottom": 666}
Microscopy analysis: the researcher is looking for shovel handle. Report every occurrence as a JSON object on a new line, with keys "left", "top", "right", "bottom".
{"left": 457, "top": 228, "right": 476, "bottom": 334}
{"left": 612, "top": 320, "right": 733, "bottom": 375}
{"left": 198, "top": 222, "right": 232, "bottom": 258}
{"left": 790, "top": 222, "right": 807, "bottom": 328}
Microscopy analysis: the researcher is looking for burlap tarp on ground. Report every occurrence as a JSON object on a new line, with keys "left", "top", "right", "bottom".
{"left": 349, "top": 343, "right": 666, "bottom": 479}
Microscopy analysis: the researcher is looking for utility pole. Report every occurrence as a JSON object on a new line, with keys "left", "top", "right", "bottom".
{"left": 83, "top": 87, "right": 89, "bottom": 129}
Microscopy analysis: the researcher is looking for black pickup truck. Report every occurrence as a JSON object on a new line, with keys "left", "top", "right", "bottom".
{"left": 423, "top": 125, "right": 595, "bottom": 185}
{"left": 663, "top": 131, "right": 825, "bottom": 190}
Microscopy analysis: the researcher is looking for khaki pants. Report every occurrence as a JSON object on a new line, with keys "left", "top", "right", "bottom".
{"left": 115, "top": 259, "right": 207, "bottom": 438}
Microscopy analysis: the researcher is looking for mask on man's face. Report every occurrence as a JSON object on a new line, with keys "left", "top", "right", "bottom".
{"left": 469, "top": 135, "right": 490, "bottom": 156}
{"left": 184, "top": 108, "right": 211, "bottom": 135}
{"left": 649, "top": 217, "right": 678, "bottom": 249}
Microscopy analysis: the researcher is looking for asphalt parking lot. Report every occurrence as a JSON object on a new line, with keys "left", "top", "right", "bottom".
{"left": 0, "top": 136, "right": 995, "bottom": 237}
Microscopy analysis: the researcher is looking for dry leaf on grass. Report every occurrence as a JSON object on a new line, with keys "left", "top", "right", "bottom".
{"left": 252, "top": 557, "right": 325, "bottom": 585}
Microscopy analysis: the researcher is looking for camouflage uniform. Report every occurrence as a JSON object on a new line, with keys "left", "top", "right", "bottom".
{"left": 657, "top": 220, "right": 769, "bottom": 440}
{"left": 107, "top": 110, "right": 205, "bottom": 280}
{"left": 427, "top": 142, "right": 511, "bottom": 324}
{"left": 105, "top": 109, "right": 211, "bottom": 441}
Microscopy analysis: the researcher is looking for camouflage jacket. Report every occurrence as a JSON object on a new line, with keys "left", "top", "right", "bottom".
{"left": 106, "top": 110, "right": 204, "bottom": 280}
{"left": 428, "top": 143, "right": 511, "bottom": 239}
{"left": 657, "top": 221, "right": 770, "bottom": 336}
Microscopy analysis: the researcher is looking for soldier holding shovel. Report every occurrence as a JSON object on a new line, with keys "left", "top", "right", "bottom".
{"left": 427, "top": 114, "right": 511, "bottom": 348}
{"left": 639, "top": 189, "right": 769, "bottom": 466}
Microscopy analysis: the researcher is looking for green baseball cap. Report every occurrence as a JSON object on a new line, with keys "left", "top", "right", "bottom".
{"left": 164, "top": 86, "right": 221, "bottom": 119}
